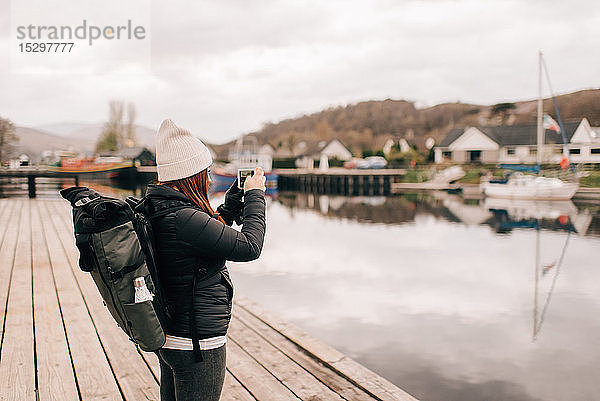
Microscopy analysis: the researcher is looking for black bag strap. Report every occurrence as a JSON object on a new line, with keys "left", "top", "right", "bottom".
{"left": 131, "top": 196, "right": 174, "bottom": 326}
{"left": 109, "top": 252, "right": 146, "bottom": 280}
{"left": 187, "top": 212, "right": 225, "bottom": 362}
{"left": 189, "top": 267, "right": 223, "bottom": 362}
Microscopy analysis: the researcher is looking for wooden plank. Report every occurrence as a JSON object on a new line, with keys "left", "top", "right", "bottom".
{"left": 45, "top": 200, "right": 160, "bottom": 401}
{"left": 140, "top": 342, "right": 255, "bottom": 401}
{"left": 142, "top": 350, "right": 160, "bottom": 383}
{"left": 235, "top": 296, "right": 419, "bottom": 401}
{"left": 0, "top": 199, "right": 17, "bottom": 339}
{"left": 232, "top": 305, "right": 374, "bottom": 401}
{"left": 31, "top": 201, "right": 80, "bottom": 400}
{"left": 222, "top": 371, "right": 257, "bottom": 401}
{"left": 0, "top": 200, "right": 8, "bottom": 226}
{"left": 0, "top": 200, "right": 35, "bottom": 400}
{"left": 228, "top": 317, "right": 345, "bottom": 400}
{"left": 39, "top": 201, "right": 122, "bottom": 401}
{"left": 226, "top": 340, "right": 300, "bottom": 400}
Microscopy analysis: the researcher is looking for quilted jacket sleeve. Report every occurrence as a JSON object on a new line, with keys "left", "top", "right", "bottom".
{"left": 176, "top": 189, "right": 266, "bottom": 262}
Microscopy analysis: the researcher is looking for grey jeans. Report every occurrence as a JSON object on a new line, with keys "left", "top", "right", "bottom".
{"left": 156, "top": 345, "right": 226, "bottom": 401}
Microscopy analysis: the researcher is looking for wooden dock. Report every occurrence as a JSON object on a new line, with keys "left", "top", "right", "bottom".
{"left": 276, "top": 168, "right": 406, "bottom": 196}
{"left": 0, "top": 198, "right": 418, "bottom": 401}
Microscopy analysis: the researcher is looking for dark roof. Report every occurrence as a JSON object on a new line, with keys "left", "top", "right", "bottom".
{"left": 439, "top": 128, "right": 464, "bottom": 147}
{"left": 107, "top": 146, "right": 154, "bottom": 159}
{"left": 439, "top": 121, "right": 581, "bottom": 147}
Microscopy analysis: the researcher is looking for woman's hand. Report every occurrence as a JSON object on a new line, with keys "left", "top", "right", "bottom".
{"left": 244, "top": 167, "right": 266, "bottom": 192}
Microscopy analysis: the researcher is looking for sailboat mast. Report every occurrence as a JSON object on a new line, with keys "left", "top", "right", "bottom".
{"left": 536, "top": 51, "right": 543, "bottom": 169}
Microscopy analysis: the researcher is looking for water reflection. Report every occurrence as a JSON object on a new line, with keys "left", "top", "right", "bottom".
{"left": 276, "top": 191, "right": 600, "bottom": 238}
{"left": 230, "top": 191, "right": 600, "bottom": 401}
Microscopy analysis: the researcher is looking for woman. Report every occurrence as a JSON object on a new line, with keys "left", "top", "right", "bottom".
{"left": 145, "top": 119, "right": 266, "bottom": 401}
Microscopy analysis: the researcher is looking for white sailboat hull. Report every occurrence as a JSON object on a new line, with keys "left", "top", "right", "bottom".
{"left": 481, "top": 174, "right": 579, "bottom": 200}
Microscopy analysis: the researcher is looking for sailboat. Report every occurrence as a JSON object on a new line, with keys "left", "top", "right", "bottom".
{"left": 481, "top": 52, "right": 579, "bottom": 200}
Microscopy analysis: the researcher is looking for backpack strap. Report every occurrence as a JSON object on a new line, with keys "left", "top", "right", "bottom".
{"left": 188, "top": 211, "right": 225, "bottom": 362}
{"left": 188, "top": 267, "right": 223, "bottom": 362}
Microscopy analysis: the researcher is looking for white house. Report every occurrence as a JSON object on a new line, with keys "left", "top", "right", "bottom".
{"left": 435, "top": 119, "right": 600, "bottom": 164}
{"left": 568, "top": 118, "right": 600, "bottom": 164}
{"left": 294, "top": 139, "right": 353, "bottom": 168}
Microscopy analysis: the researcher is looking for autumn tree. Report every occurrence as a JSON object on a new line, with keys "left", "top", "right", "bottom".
{"left": 313, "top": 119, "right": 334, "bottom": 141}
{"left": 96, "top": 101, "right": 137, "bottom": 153}
{"left": 0, "top": 117, "right": 18, "bottom": 165}
{"left": 491, "top": 102, "right": 516, "bottom": 124}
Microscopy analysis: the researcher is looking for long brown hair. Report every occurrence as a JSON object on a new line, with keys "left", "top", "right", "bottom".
{"left": 158, "top": 169, "right": 226, "bottom": 224}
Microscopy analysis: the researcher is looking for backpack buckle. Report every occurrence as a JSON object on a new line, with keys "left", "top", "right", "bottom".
{"left": 74, "top": 196, "right": 99, "bottom": 207}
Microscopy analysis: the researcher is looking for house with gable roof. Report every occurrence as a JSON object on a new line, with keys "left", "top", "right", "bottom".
{"left": 434, "top": 119, "right": 600, "bottom": 164}
{"left": 292, "top": 139, "right": 353, "bottom": 168}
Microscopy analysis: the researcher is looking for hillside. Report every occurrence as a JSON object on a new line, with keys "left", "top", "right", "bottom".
{"left": 228, "top": 88, "right": 600, "bottom": 156}
{"left": 8, "top": 123, "right": 158, "bottom": 162}
{"left": 37, "top": 123, "right": 158, "bottom": 149}
{"left": 13, "top": 127, "right": 96, "bottom": 161}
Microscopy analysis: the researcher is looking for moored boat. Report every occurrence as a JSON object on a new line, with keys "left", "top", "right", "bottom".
{"left": 482, "top": 173, "right": 578, "bottom": 200}
{"left": 481, "top": 52, "right": 579, "bottom": 200}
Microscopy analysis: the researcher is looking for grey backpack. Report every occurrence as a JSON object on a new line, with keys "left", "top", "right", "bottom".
{"left": 61, "top": 186, "right": 171, "bottom": 352}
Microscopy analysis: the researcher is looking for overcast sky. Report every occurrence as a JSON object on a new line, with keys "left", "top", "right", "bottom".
{"left": 1, "top": 0, "right": 599, "bottom": 144}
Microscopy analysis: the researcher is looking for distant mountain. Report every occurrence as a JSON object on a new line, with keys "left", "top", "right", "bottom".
{"left": 35, "top": 122, "right": 157, "bottom": 149}
{"left": 35, "top": 122, "right": 95, "bottom": 137}
{"left": 230, "top": 88, "right": 600, "bottom": 156}
{"left": 13, "top": 126, "right": 96, "bottom": 161}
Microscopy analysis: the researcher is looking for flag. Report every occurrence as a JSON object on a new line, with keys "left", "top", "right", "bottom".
{"left": 543, "top": 114, "right": 561, "bottom": 133}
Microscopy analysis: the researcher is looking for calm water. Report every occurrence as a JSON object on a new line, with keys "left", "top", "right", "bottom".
{"left": 9, "top": 179, "right": 600, "bottom": 401}
{"left": 228, "top": 192, "right": 600, "bottom": 401}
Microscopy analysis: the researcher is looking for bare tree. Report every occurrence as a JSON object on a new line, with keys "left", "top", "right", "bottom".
{"left": 125, "top": 102, "right": 138, "bottom": 148}
{"left": 96, "top": 101, "right": 125, "bottom": 152}
{"left": 0, "top": 117, "right": 18, "bottom": 165}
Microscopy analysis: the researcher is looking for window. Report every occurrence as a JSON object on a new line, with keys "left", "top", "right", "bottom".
{"left": 506, "top": 147, "right": 516, "bottom": 156}
{"left": 552, "top": 147, "right": 563, "bottom": 154}
{"left": 592, "top": 148, "right": 600, "bottom": 155}
{"left": 529, "top": 148, "right": 537, "bottom": 155}
{"left": 569, "top": 148, "right": 580, "bottom": 155}
{"left": 468, "top": 150, "right": 481, "bottom": 162}
{"left": 442, "top": 151, "right": 452, "bottom": 159}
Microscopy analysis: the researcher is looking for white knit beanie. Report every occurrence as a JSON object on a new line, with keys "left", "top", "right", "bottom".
{"left": 155, "top": 119, "right": 213, "bottom": 181}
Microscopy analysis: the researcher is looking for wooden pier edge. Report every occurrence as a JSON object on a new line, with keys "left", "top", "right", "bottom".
{"left": 0, "top": 198, "right": 420, "bottom": 401}
{"left": 233, "top": 296, "right": 419, "bottom": 401}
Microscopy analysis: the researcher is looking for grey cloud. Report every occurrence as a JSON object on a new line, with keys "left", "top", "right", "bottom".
{"left": 1, "top": 0, "right": 599, "bottom": 143}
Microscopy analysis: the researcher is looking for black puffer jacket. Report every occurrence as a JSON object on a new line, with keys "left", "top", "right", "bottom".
{"left": 145, "top": 184, "right": 266, "bottom": 339}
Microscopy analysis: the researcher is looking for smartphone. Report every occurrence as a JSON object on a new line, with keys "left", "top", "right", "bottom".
{"left": 237, "top": 168, "right": 255, "bottom": 189}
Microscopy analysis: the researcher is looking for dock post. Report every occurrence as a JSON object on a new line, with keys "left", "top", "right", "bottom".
{"left": 383, "top": 176, "right": 390, "bottom": 195}
{"left": 75, "top": 176, "right": 80, "bottom": 186}
{"left": 352, "top": 176, "right": 359, "bottom": 196}
{"left": 27, "top": 175, "right": 36, "bottom": 198}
